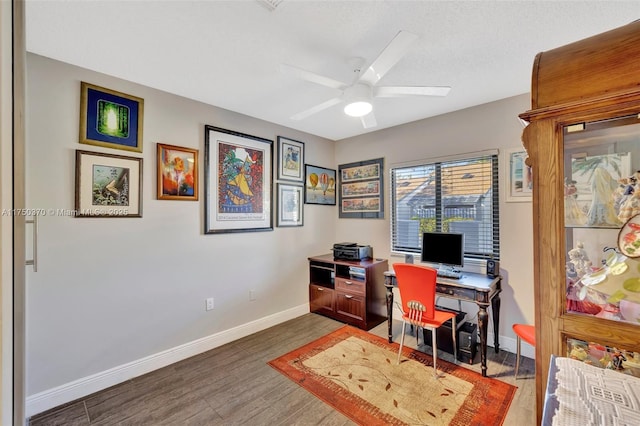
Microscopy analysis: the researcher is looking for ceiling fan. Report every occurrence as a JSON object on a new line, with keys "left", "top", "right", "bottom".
{"left": 281, "top": 30, "right": 451, "bottom": 129}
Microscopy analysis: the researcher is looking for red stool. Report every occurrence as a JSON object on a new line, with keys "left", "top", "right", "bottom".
{"left": 512, "top": 324, "right": 535, "bottom": 378}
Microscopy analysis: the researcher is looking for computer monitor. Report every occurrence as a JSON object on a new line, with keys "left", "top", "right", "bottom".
{"left": 420, "top": 232, "right": 464, "bottom": 269}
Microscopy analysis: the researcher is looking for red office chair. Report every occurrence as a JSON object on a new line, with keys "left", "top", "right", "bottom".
{"left": 394, "top": 263, "right": 457, "bottom": 376}
{"left": 512, "top": 323, "right": 535, "bottom": 378}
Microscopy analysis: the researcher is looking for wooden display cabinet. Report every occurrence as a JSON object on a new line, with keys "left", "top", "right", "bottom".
{"left": 519, "top": 20, "right": 640, "bottom": 423}
{"left": 308, "top": 254, "right": 388, "bottom": 330}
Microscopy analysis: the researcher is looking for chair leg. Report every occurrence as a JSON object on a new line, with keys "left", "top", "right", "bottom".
{"left": 432, "top": 328, "right": 438, "bottom": 376}
{"left": 452, "top": 316, "right": 457, "bottom": 364}
{"left": 397, "top": 321, "right": 407, "bottom": 365}
{"left": 515, "top": 335, "right": 521, "bottom": 378}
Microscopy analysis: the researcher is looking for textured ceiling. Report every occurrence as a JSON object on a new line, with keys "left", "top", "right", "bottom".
{"left": 25, "top": 1, "right": 640, "bottom": 141}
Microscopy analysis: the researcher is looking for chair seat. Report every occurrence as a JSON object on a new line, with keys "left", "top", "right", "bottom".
{"left": 513, "top": 324, "right": 535, "bottom": 346}
{"left": 402, "top": 310, "right": 456, "bottom": 329}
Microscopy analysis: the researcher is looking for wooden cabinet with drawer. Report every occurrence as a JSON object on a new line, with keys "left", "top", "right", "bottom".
{"left": 308, "top": 254, "right": 388, "bottom": 330}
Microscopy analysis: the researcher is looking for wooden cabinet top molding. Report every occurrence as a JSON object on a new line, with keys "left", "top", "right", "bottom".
{"left": 531, "top": 20, "right": 640, "bottom": 110}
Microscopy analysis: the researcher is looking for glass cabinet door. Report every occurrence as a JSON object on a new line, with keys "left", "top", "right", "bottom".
{"left": 564, "top": 114, "right": 640, "bottom": 324}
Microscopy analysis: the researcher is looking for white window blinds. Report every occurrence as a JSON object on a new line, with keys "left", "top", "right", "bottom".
{"left": 390, "top": 153, "right": 500, "bottom": 261}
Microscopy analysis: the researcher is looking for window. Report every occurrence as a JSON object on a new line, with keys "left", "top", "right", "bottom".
{"left": 390, "top": 152, "right": 500, "bottom": 261}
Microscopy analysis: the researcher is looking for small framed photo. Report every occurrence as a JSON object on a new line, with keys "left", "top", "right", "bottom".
{"left": 157, "top": 143, "right": 198, "bottom": 201}
{"left": 504, "top": 148, "right": 532, "bottom": 202}
{"left": 277, "top": 183, "right": 303, "bottom": 227}
{"left": 75, "top": 150, "right": 143, "bottom": 217}
{"left": 277, "top": 136, "right": 305, "bottom": 183}
{"left": 79, "top": 82, "right": 144, "bottom": 153}
{"left": 304, "top": 164, "right": 336, "bottom": 205}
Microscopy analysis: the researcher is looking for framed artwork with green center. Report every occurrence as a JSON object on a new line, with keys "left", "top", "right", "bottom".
{"left": 79, "top": 82, "right": 144, "bottom": 153}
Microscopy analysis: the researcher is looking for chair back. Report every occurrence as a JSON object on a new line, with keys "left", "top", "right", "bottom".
{"left": 394, "top": 263, "right": 438, "bottom": 320}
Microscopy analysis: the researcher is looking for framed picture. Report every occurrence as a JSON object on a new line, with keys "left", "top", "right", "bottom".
{"left": 157, "top": 143, "right": 198, "bottom": 201}
{"left": 304, "top": 164, "right": 336, "bottom": 205}
{"left": 204, "top": 125, "right": 273, "bottom": 234}
{"left": 277, "top": 136, "right": 305, "bottom": 183}
{"left": 277, "top": 183, "right": 303, "bottom": 227}
{"left": 75, "top": 150, "right": 143, "bottom": 217}
{"left": 338, "top": 157, "right": 384, "bottom": 218}
{"left": 79, "top": 82, "right": 144, "bottom": 153}
{"left": 504, "top": 148, "right": 532, "bottom": 202}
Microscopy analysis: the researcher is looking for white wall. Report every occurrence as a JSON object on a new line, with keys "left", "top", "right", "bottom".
{"left": 334, "top": 94, "right": 535, "bottom": 350}
{"left": 25, "top": 54, "right": 337, "bottom": 413}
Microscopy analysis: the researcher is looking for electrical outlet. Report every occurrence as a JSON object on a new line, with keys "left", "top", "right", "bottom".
{"left": 250, "top": 290, "right": 257, "bottom": 301}
{"left": 206, "top": 297, "right": 214, "bottom": 311}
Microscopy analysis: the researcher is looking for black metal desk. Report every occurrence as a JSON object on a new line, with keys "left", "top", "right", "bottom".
{"left": 384, "top": 269, "right": 501, "bottom": 377}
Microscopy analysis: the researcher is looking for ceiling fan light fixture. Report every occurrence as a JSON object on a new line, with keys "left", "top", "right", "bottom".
{"left": 343, "top": 83, "right": 373, "bottom": 117}
{"left": 344, "top": 101, "right": 372, "bottom": 117}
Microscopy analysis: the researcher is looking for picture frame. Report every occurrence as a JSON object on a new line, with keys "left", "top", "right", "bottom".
{"left": 277, "top": 183, "right": 303, "bottom": 227}
{"left": 304, "top": 164, "right": 336, "bottom": 205}
{"left": 75, "top": 150, "right": 143, "bottom": 218}
{"left": 204, "top": 125, "right": 273, "bottom": 234}
{"left": 504, "top": 148, "right": 532, "bottom": 202}
{"left": 338, "top": 157, "right": 384, "bottom": 218}
{"left": 79, "top": 82, "right": 144, "bottom": 153}
{"left": 277, "top": 136, "right": 305, "bottom": 183}
{"left": 157, "top": 143, "right": 198, "bottom": 201}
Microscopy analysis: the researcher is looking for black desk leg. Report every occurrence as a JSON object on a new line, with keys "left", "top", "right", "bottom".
{"left": 386, "top": 286, "right": 393, "bottom": 343}
{"left": 478, "top": 306, "right": 489, "bottom": 377}
{"left": 491, "top": 293, "right": 501, "bottom": 352}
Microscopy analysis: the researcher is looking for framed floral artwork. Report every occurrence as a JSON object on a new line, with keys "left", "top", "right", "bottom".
{"left": 204, "top": 125, "right": 273, "bottom": 234}
{"left": 157, "top": 143, "right": 198, "bottom": 201}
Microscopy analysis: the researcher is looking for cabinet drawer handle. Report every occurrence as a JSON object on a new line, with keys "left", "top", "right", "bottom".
{"left": 345, "top": 280, "right": 353, "bottom": 285}
{"left": 345, "top": 294, "right": 353, "bottom": 299}
{"left": 317, "top": 287, "right": 324, "bottom": 291}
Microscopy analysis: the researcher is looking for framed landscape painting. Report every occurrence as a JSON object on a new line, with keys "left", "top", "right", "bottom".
{"left": 157, "top": 143, "right": 198, "bottom": 201}
{"left": 304, "top": 164, "right": 336, "bottom": 205}
{"left": 204, "top": 125, "right": 273, "bottom": 234}
{"left": 74, "top": 150, "right": 143, "bottom": 217}
{"left": 79, "top": 82, "right": 144, "bottom": 153}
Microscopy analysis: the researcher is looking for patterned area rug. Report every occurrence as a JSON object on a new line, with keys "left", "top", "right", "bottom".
{"left": 268, "top": 325, "right": 516, "bottom": 425}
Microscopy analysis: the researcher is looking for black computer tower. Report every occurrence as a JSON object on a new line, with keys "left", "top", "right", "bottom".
{"left": 457, "top": 322, "right": 477, "bottom": 364}
{"left": 423, "top": 306, "right": 466, "bottom": 356}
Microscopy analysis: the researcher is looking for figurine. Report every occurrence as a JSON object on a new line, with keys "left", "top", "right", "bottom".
{"left": 607, "top": 350, "right": 627, "bottom": 370}
{"left": 564, "top": 178, "right": 587, "bottom": 226}
{"left": 568, "top": 242, "right": 592, "bottom": 278}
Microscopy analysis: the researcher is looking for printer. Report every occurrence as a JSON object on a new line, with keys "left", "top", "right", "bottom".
{"left": 332, "top": 242, "right": 372, "bottom": 261}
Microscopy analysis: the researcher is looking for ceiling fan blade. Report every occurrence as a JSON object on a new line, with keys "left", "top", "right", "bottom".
{"left": 280, "top": 64, "right": 347, "bottom": 90}
{"left": 360, "top": 112, "right": 377, "bottom": 129}
{"left": 358, "top": 30, "right": 419, "bottom": 86}
{"left": 374, "top": 86, "right": 451, "bottom": 97}
{"left": 290, "top": 97, "right": 343, "bottom": 121}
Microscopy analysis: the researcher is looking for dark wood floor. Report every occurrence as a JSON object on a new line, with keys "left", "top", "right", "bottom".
{"left": 29, "top": 313, "right": 536, "bottom": 425}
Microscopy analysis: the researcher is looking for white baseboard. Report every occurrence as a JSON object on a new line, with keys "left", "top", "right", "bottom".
{"left": 26, "top": 303, "right": 309, "bottom": 418}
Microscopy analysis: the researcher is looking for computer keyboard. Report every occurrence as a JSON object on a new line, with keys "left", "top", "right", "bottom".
{"left": 437, "top": 269, "right": 462, "bottom": 279}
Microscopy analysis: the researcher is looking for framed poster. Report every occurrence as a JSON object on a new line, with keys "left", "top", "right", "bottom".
{"left": 74, "top": 150, "right": 142, "bottom": 217}
{"left": 338, "top": 157, "right": 384, "bottom": 218}
{"left": 79, "top": 82, "right": 144, "bottom": 153}
{"left": 277, "top": 136, "right": 305, "bottom": 183}
{"left": 277, "top": 183, "right": 303, "bottom": 227}
{"left": 204, "top": 125, "right": 273, "bottom": 234}
{"left": 304, "top": 164, "right": 336, "bottom": 205}
{"left": 504, "top": 148, "right": 532, "bottom": 202}
{"left": 157, "top": 143, "right": 198, "bottom": 201}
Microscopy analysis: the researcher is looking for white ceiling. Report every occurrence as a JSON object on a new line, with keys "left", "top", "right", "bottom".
{"left": 25, "top": 1, "right": 640, "bottom": 141}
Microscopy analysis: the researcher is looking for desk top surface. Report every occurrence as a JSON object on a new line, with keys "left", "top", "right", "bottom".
{"left": 384, "top": 267, "right": 499, "bottom": 291}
